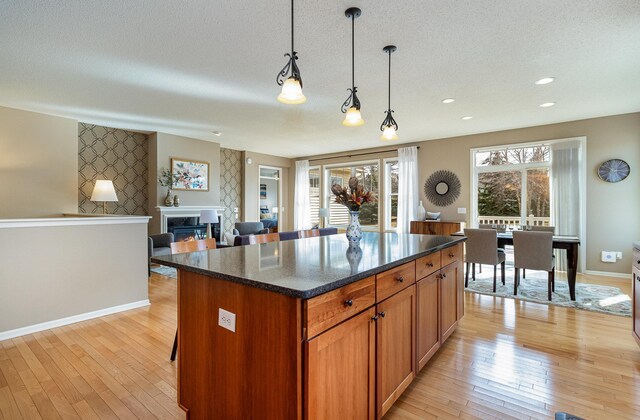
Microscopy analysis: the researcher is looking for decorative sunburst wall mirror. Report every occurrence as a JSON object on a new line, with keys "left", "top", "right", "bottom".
{"left": 424, "top": 170, "right": 461, "bottom": 207}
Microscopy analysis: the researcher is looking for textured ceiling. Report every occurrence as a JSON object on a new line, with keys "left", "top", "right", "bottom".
{"left": 1, "top": 0, "right": 639, "bottom": 158}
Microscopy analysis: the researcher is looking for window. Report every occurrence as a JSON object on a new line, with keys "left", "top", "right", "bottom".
{"left": 325, "top": 162, "right": 379, "bottom": 228}
{"left": 385, "top": 160, "right": 398, "bottom": 230}
{"left": 309, "top": 166, "right": 320, "bottom": 227}
{"left": 473, "top": 144, "right": 551, "bottom": 228}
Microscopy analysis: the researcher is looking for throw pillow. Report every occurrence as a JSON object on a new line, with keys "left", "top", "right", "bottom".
{"left": 224, "top": 231, "right": 237, "bottom": 246}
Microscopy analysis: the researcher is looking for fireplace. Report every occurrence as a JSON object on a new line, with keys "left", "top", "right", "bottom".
{"left": 167, "top": 216, "right": 221, "bottom": 242}
{"left": 155, "top": 206, "right": 226, "bottom": 243}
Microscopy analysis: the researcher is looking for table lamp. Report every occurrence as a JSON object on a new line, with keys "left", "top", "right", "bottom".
{"left": 319, "top": 207, "right": 330, "bottom": 228}
{"left": 200, "top": 209, "right": 219, "bottom": 240}
{"left": 90, "top": 180, "right": 118, "bottom": 214}
{"left": 271, "top": 207, "right": 279, "bottom": 218}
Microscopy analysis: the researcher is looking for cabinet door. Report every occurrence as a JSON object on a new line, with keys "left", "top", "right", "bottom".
{"left": 440, "top": 262, "right": 459, "bottom": 342}
{"left": 416, "top": 273, "right": 439, "bottom": 372}
{"left": 376, "top": 286, "right": 416, "bottom": 418}
{"left": 305, "top": 307, "right": 376, "bottom": 420}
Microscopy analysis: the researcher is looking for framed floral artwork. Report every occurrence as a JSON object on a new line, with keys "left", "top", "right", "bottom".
{"left": 171, "top": 158, "right": 209, "bottom": 191}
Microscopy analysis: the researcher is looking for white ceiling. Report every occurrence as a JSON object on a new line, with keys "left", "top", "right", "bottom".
{"left": 1, "top": 1, "right": 639, "bottom": 158}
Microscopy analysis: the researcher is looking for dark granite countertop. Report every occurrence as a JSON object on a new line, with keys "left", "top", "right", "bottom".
{"left": 151, "top": 232, "right": 465, "bottom": 299}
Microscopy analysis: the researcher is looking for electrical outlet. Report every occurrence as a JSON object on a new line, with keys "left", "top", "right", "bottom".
{"left": 616, "top": 252, "right": 623, "bottom": 260}
{"left": 601, "top": 251, "right": 616, "bottom": 263}
{"left": 457, "top": 207, "right": 467, "bottom": 214}
{"left": 218, "top": 308, "right": 236, "bottom": 332}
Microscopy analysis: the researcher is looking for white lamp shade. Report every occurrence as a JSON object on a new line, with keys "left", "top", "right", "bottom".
{"left": 90, "top": 180, "right": 118, "bottom": 202}
{"left": 277, "top": 77, "right": 306, "bottom": 104}
{"left": 318, "top": 207, "right": 330, "bottom": 218}
{"left": 271, "top": 207, "right": 279, "bottom": 214}
{"left": 200, "top": 209, "right": 219, "bottom": 224}
{"left": 381, "top": 125, "right": 399, "bottom": 141}
{"left": 342, "top": 107, "right": 364, "bottom": 126}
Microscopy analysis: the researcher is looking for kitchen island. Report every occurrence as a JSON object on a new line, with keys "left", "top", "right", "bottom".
{"left": 153, "top": 232, "right": 466, "bottom": 420}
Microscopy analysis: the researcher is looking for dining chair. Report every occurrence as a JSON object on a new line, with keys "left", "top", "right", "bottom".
{"left": 250, "top": 232, "right": 281, "bottom": 244}
{"left": 299, "top": 229, "right": 320, "bottom": 238}
{"left": 168, "top": 238, "right": 218, "bottom": 361}
{"left": 512, "top": 231, "right": 555, "bottom": 300}
{"left": 522, "top": 226, "right": 555, "bottom": 278}
{"left": 463, "top": 228, "right": 506, "bottom": 292}
{"left": 531, "top": 225, "right": 555, "bottom": 233}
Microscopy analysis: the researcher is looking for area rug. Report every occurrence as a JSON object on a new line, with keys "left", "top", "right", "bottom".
{"left": 150, "top": 265, "right": 177, "bottom": 278}
{"left": 465, "top": 265, "right": 631, "bottom": 317}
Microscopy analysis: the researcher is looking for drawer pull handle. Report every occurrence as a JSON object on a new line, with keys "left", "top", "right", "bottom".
{"left": 345, "top": 299, "right": 353, "bottom": 307}
{"left": 372, "top": 315, "right": 379, "bottom": 321}
{"left": 379, "top": 311, "right": 386, "bottom": 318}
{"left": 448, "top": 253, "right": 455, "bottom": 258}
{"left": 442, "top": 273, "right": 447, "bottom": 278}
{"left": 397, "top": 276, "right": 404, "bottom": 283}
{"left": 427, "top": 262, "right": 434, "bottom": 267}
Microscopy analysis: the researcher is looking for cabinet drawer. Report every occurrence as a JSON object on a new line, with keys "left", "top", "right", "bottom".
{"left": 441, "top": 243, "right": 461, "bottom": 267}
{"left": 634, "top": 248, "right": 640, "bottom": 270}
{"left": 416, "top": 251, "right": 441, "bottom": 280}
{"left": 304, "top": 276, "right": 375, "bottom": 339}
{"left": 376, "top": 262, "right": 416, "bottom": 302}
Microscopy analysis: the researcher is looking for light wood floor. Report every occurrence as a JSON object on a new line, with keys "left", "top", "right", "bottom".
{"left": 1, "top": 271, "right": 637, "bottom": 419}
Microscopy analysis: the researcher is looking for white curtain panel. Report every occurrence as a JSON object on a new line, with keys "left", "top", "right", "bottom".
{"left": 397, "top": 146, "right": 419, "bottom": 233}
{"left": 551, "top": 140, "right": 582, "bottom": 271}
{"left": 294, "top": 160, "right": 312, "bottom": 230}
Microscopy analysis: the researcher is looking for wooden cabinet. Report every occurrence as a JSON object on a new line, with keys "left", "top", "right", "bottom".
{"left": 415, "top": 243, "right": 464, "bottom": 372}
{"left": 416, "top": 272, "right": 440, "bottom": 371}
{"left": 376, "top": 285, "right": 416, "bottom": 418}
{"left": 440, "top": 262, "right": 460, "bottom": 342}
{"left": 410, "top": 221, "right": 464, "bottom": 236}
{"left": 305, "top": 307, "right": 376, "bottom": 420}
{"left": 376, "top": 261, "right": 416, "bottom": 302}
{"left": 304, "top": 276, "right": 375, "bottom": 339}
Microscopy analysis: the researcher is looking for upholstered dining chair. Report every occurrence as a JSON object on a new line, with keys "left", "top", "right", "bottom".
{"left": 168, "top": 238, "right": 218, "bottom": 361}
{"left": 512, "top": 231, "right": 555, "bottom": 300}
{"left": 522, "top": 226, "right": 555, "bottom": 278}
{"left": 463, "top": 228, "right": 506, "bottom": 292}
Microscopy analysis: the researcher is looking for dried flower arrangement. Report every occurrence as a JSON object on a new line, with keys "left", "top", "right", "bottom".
{"left": 331, "top": 176, "right": 376, "bottom": 211}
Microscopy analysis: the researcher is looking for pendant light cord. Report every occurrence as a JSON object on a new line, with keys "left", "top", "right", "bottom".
{"left": 351, "top": 14, "right": 355, "bottom": 89}
{"left": 291, "top": 0, "right": 294, "bottom": 53}
{"left": 388, "top": 49, "right": 391, "bottom": 110}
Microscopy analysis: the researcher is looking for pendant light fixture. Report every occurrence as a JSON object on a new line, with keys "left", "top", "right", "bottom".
{"left": 276, "top": 0, "right": 306, "bottom": 104}
{"left": 380, "top": 45, "right": 398, "bottom": 140}
{"left": 341, "top": 7, "right": 364, "bottom": 126}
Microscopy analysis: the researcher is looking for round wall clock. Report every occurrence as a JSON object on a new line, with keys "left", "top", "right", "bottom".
{"left": 597, "top": 159, "right": 630, "bottom": 183}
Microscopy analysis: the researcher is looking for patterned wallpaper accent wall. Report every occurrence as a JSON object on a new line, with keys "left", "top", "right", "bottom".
{"left": 220, "top": 147, "right": 242, "bottom": 232}
{"left": 78, "top": 123, "right": 149, "bottom": 215}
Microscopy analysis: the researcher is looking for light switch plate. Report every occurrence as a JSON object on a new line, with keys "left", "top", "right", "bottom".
{"left": 457, "top": 208, "right": 467, "bottom": 214}
{"left": 218, "top": 308, "right": 236, "bottom": 332}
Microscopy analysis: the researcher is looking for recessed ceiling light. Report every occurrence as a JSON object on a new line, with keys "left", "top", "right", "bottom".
{"left": 461, "top": 116, "right": 473, "bottom": 120}
{"left": 442, "top": 98, "right": 455, "bottom": 104}
{"left": 212, "top": 131, "right": 222, "bottom": 136}
{"left": 540, "top": 102, "right": 556, "bottom": 108}
{"left": 535, "top": 77, "right": 555, "bottom": 85}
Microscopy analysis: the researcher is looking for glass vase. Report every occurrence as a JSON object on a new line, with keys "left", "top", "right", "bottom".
{"left": 346, "top": 210, "right": 362, "bottom": 245}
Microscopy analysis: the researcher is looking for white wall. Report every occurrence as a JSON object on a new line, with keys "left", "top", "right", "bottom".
{"left": 0, "top": 217, "right": 150, "bottom": 338}
{"left": 0, "top": 106, "right": 79, "bottom": 218}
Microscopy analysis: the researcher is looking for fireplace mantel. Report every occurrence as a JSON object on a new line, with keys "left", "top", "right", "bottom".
{"left": 155, "top": 206, "right": 225, "bottom": 235}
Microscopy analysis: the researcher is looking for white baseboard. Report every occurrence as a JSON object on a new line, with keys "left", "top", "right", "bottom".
{"left": 584, "top": 270, "right": 632, "bottom": 279}
{"left": 0, "top": 299, "right": 150, "bottom": 341}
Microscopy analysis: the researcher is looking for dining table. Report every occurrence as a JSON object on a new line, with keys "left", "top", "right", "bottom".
{"left": 453, "top": 231, "right": 581, "bottom": 301}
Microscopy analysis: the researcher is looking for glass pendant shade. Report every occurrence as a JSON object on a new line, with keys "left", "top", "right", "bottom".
{"left": 343, "top": 106, "right": 364, "bottom": 126}
{"left": 277, "top": 77, "right": 306, "bottom": 104}
{"left": 381, "top": 125, "right": 398, "bottom": 140}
